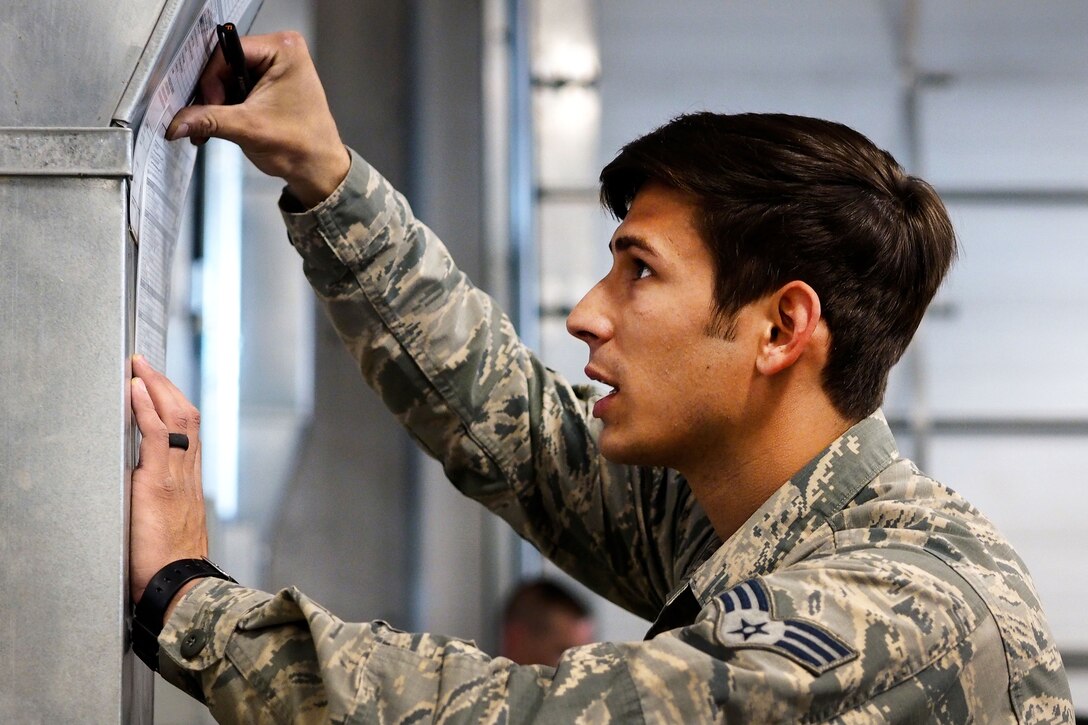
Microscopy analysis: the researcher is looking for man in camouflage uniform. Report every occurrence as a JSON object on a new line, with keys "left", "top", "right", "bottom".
{"left": 128, "top": 32, "right": 1074, "bottom": 722}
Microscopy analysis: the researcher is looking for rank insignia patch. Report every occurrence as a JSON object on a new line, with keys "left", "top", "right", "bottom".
{"left": 714, "top": 579, "right": 856, "bottom": 675}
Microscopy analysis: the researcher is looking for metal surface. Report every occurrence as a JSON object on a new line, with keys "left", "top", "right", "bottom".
{"left": 114, "top": 0, "right": 209, "bottom": 129}
{"left": 0, "top": 131, "right": 150, "bottom": 720}
{"left": 888, "top": 417, "right": 1088, "bottom": 437}
{"left": 938, "top": 188, "right": 1088, "bottom": 205}
{"left": 1063, "top": 651, "right": 1088, "bottom": 671}
{"left": 0, "top": 127, "right": 132, "bottom": 176}
{"left": 0, "top": 0, "right": 167, "bottom": 127}
{"left": 0, "top": 1, "right": 224, "bottom": 720}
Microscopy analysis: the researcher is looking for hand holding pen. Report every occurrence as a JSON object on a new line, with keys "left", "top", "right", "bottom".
{"left": 216, "top": 23, "right": 252, "bottom": 105}
{"left": 167, "top": 30, "right": 350, "bottom": 208}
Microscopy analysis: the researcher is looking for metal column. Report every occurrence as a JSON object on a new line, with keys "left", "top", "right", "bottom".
{"left": 0, "top": 0, "right": 218, "bottom": 720}
{"left": 0, "top": 127, "right": 150, "bottom": 722}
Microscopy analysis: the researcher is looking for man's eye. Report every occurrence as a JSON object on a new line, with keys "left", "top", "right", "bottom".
{"left": 634, "top": 260, "right": 652, "bottom": 279}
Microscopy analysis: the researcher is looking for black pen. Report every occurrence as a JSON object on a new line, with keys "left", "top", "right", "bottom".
{"left": 216, "top": 22, "right": 251, "bottom": 104}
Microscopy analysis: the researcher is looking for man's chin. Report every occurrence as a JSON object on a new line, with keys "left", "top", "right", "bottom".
{"left": 598, "top": 432, "right": 664, "bottom": 467}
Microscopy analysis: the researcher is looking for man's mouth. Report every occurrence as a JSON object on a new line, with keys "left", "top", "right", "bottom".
{"left": 586, "top": 365, "right": 620, "bottom": 419}
{"left": 585, "top": 365, "right": 619, "bottom": 394}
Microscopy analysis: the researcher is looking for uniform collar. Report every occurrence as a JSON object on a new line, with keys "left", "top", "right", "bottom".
{"left": 647, "top": 410, "right": 899, "bottom": 640}
{"left": 687, "top": 410, "right": 899, "bottom": 603}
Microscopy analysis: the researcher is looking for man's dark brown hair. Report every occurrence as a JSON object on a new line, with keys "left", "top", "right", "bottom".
{"left": 599, "top": 112, "right": 956, "bottom": 420}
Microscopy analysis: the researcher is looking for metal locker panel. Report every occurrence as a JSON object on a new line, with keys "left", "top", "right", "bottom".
{"left": 0, "top": 1, "right": 169, "bottom": 127}
{"left": 0, "top": 126, "right": 151, "bottom": 722}
{"left": 1, "top": 1, "right": 262, "bottom": 718}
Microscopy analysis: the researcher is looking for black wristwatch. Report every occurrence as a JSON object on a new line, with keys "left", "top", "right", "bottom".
{"left": 132, "top": 557, "right": 236, "bottom": 671}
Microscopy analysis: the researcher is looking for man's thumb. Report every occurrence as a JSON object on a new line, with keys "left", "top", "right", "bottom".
{"left": 166, "top": 104, "right": 244, "bottom": 143}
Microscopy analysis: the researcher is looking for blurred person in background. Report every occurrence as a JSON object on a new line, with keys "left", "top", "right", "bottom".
{"left": 500, "top": 579, "right": 595, "bottom": 668}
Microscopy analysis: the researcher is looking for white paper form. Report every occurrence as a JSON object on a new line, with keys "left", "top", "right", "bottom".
{"left": 130, "top": 0, "right": 258, "bottom": 369}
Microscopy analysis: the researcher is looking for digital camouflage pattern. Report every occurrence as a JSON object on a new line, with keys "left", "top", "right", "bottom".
{"left": 158, "top": 151, "right": 1074, "bottom": 723}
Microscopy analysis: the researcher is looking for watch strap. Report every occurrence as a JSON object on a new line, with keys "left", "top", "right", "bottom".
{"left": 132, "top": 558, "right": 236, "bottom": 671}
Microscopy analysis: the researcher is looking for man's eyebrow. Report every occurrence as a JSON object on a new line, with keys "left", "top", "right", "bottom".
{"left": 609, "top": 235, "right": 659, "bottom": 256}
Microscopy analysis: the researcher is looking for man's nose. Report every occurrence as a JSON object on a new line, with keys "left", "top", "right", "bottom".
{"left": 566, "top": 281, "right": 613, "bottom": 346}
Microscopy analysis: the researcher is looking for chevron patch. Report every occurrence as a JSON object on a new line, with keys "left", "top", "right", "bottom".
{"left": 715, "top": 579, "right": 856, "bottom": 675}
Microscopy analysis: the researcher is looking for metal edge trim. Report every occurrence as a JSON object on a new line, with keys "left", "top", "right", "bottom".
{"left": 0, "top": 127, "right": 133, "bottom": 177}
{"left": 113, "top": 0, "right": 200, "bottom": 129}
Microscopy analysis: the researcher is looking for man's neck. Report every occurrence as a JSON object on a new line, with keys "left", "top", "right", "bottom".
{"left": 681, "top": 395, "right": 856, "bottom": 543}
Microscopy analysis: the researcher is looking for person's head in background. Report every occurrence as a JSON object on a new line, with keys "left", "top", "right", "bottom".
{"left": 500, "top": 579, "right": 595, "bottom": 667}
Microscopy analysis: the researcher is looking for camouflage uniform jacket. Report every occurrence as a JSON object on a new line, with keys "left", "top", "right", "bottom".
{"left": 159, "top": 151, "right": 1074, "bottom": 723}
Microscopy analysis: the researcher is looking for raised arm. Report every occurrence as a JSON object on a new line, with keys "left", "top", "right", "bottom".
{"left": 282, "top": 151, "right": 723, "bottom": 616}
{"left": 166, "top": 32, "right": 714, "bottom": 618}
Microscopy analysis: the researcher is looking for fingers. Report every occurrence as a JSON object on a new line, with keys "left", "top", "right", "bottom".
{"left": 131, "top": 375, "right": 168, "bottom": 456}
{"left": 166, "top": 103, "right": 245, "bottom": 144}
{"left": 196, "top": 48, "right": 230, "bottom": 108}
{"left": 129, "top": 362, "right": 210, "bottom": 604}
{"left": 167, "top": 32, "right": 272, "bottom": 143}
{"left": 164, "top": 29, "right": 347, "bottom": 202}
{"left": 131, "top": 356, "right": 201, "bottom": 441}
{"left": 166, "top": 31, "right": 295, "bottom": 144}
{"left": 197, "top": 33, "right": 278, "bottom": 105}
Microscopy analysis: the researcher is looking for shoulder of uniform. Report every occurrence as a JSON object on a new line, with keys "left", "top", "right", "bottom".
{"left": 693, "top": 550, "right": 990, "bottom": 680}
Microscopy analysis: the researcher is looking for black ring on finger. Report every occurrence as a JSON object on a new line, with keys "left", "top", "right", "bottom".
{"left": 168, "top": 433, "right": 190, "bottom": 451}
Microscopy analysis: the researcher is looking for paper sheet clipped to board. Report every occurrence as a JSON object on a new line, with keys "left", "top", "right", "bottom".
{"left": 130, "top": 0, "right": 258, "bottom": 370}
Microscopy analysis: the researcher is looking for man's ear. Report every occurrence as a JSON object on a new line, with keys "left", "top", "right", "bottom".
{"left": 756, "top": 281, "right": 822, "bottom": 376}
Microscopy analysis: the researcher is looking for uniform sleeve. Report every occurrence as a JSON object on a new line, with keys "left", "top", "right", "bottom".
{"left": 158, "top": 578, "right": 647, "bottom": 724}
{"left": 156, "top": 579, "right": 829, "bottom": 724}
{"left": 280, "top": 150, "right": 715, "bottom": 619}
{"left": 158, "top": 543, "right": 1020, "bottom": 724}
